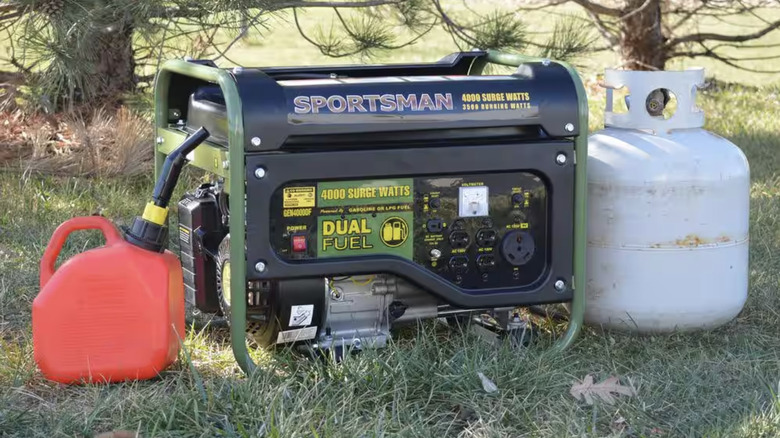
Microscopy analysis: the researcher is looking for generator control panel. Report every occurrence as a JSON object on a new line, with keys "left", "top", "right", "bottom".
{"left": 269, "top": 172, "right": 549, "bottom": 291}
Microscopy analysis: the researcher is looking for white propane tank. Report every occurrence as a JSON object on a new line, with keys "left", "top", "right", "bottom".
{"left": 585, "top": 68, "right": 750, "bottom": 333}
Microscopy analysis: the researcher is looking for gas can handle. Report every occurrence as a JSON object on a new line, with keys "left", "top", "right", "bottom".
{"left": 40, "top": 216, "right": 123, "bottom": 288}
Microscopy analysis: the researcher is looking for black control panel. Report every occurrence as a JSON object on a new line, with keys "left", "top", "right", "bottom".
{"left": 269, "top": 172, "right": 549, "bottom": 291}
{"left": 413, "top": 174, "right": 547, "bottom": 290}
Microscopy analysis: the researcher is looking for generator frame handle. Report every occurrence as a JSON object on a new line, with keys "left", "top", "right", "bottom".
{"left": 153, "top": 49, "right": 587, "bottom": 376}
{"left": 479, "top": 50, "right": 588, "bottom": 352}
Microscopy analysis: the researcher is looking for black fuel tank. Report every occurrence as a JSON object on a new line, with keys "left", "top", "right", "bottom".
{"left": 183, "top": 53, "right": 579, "bottom": 151}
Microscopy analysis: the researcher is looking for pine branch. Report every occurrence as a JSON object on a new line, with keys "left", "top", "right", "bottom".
{"left": 569, "top": 0, "right": 622, "bottom": 17}
{"left": 585, "top": 8, "right": 619, "bottom": 48}
{"left": 667, "top": 18, "right": 780, "bottom": 47}
{"left": 687, "top": 54, "right": 780, "bottom": 73}
{"left": 620, "top": 0, "right": 655, "bottom": 20}
{"left": 153, "top": 0, "right": 403, "bottom": 18}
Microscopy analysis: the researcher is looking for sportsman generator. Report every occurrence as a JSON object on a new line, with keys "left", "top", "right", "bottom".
{"left": 156, "top": 50, "right": 587, "bottom": 373}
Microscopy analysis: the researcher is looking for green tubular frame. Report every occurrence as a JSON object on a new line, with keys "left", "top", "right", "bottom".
{"left": 153, "top": 50, "right": 587, "bottom": 375}
{"left": 154, "top": 61, "right": 256, "bottom": 375}
{"left": 478, "top": 50, "right": 588, "bottom": 353}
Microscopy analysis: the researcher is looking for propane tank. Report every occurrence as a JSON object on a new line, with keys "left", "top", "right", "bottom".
{"left": 32, "top": 128, "right": 210, "bottom": 384}
{"left": 585, "top": 68, "right": 750, "bottom": 333}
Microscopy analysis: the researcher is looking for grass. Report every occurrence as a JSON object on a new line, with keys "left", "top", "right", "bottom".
{"left": 2, "top": 4, "right": 780, "bottom": 437}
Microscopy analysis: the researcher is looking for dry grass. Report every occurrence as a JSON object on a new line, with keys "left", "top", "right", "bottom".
{"left": 0, "top": 106, "right": 153, "bottom": 178}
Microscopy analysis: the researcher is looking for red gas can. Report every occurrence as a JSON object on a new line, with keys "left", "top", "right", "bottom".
{"left": 33, "top": 216, "right": 185, "bottom": 384}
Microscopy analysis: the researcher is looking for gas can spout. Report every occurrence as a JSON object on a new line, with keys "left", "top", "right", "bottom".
{"left": 125, "top": 127, "right": 210, "bottom": 252}
{"left": 152, "top": 127, "right": 210, "bottom": 209}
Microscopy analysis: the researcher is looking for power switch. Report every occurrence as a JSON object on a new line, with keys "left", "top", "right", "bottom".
{"left": 292, "top": 234, "right": 307, "bottom": 252}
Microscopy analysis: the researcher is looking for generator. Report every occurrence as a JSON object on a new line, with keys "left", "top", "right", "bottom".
{"left": 154, "top": 50, "right": 588, "bottom": 373}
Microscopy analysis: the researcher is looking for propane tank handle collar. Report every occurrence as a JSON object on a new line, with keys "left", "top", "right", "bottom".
{"left": 602, "top": 68, "right": 705, "bottom": 135}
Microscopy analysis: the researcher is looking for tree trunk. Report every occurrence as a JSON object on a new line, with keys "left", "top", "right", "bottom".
{"left": 619, "top": 0, "right": 666, "bottom": 70}
{"left": 93, "top": 22, "right": 136, "bottom": 105}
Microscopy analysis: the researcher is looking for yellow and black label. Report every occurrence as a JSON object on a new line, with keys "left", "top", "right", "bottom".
{"left": 178, "top": 225, "right": 190, "bottom": 243}
{"left": 379, "top": 217, "right": 409, "bottom": 248}
{"left": 321, "top": 218, "right": 374, "bottom": 252}
{"left": 317, "top": 212, "right": 413, "bottom": 258}
{"left": 461, "top": 92, "right": 533, "bottom": 111}
{"left": 283, "top": 208, "right": 313, "bottom": 217}
{"left": 506, "top": 222, "right": 530, "bottom": 229}
{"left": 318, "top": 180, "right": 413, "bottom": 206}
{"left": 283, "top": 186, "right": 316, "bottom": 208}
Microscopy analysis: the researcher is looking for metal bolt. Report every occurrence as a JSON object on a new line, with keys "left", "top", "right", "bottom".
{"left": 565, "top": 123, "right": 575, "bottom": 132}
{"left": 254, "top": 167, "right": 266, "bottom": 179}
{"left": 156, "top": 136, "right": 164, "bottom": 144}
{"left": 556, "top": 154, "right": 567, "bottom": 165}
{"left": 430, "top": 248, "right": 442, "bottom": 259}
{"left": 542, "top": 58, "right": 551, "bottom": 66}
{"left": 330, "top": 286, "right": 343, "bottom": 301}
{"left": 255, "top": 261, "right": 267, "bottom": 273}
{"left": 222, "top": 160, "right": 230, "bottom": 170}
{"left": 554, "top": 279, "right": 566, "bottom": 292}
{"left": 352, "top": 339, "right": 362, "bottom": 349}
{"left": 251, "top": 137, "right": 262, "bottom": 147}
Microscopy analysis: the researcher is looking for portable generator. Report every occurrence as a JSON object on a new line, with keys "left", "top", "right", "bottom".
{"left": 153, "top": 50, "right": 588, "bottom": 374}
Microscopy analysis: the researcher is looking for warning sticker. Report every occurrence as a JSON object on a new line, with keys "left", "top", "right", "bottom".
{"left": 276, "top": 326, "right": 318, "bottom": 344}
{"left": 283, "top": 186, "right": 316, "bottom": 208}
{"left": 289, "top": 304, "right": 314, "bottom": 326}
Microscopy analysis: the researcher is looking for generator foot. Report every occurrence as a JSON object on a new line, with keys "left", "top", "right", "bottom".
{"left": 502, "top": 322, "right": 538, "bottom": 350}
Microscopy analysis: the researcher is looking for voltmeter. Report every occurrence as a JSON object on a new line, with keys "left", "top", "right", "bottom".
{"left": 459, "top": 186, "right": 490, "bottom": 217}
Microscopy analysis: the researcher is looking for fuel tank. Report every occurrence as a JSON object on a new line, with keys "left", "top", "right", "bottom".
{"left": 180, "top": 52, "right": 581, "bottom": 149}
{"left": 585, "top": 69, "right": 750, "bottom": 333}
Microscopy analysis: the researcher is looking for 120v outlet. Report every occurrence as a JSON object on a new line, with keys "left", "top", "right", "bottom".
{"left": 449, "top": 231, "right": 470, "bottom": 249}
{"left": 500, "top": 230, "right": 535, "bottom": 266}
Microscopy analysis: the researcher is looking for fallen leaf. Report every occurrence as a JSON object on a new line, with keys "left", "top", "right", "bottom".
{"left": 93, "top": 431, "right": 139, "bottom": 438}
{"left": 611, "top": 416, "right": 628, "bottom": 434}
{"left": 570, "top": 374, "right": 635, "bottom": 405}
{"left": 452, "top": 403, "right": 478, "bottom": 424}
{"left": 477, "top": 372, "right": 498, "bottom": 393}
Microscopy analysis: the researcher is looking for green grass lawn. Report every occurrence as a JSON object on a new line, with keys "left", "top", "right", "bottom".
{"left": 2, "top": 4, "right": 780, "bottom": 437}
